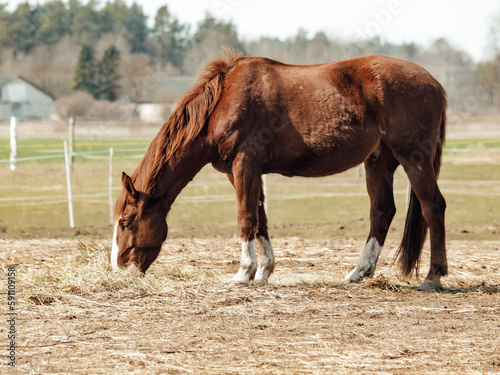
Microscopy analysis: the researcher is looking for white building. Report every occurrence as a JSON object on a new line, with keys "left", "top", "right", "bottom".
{"left": 0, "top": 76, "right": 54, "bottom": 121}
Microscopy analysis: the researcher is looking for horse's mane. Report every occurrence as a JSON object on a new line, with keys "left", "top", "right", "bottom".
{"left": 138, "top": 48, "right": 244, "bottom": 198}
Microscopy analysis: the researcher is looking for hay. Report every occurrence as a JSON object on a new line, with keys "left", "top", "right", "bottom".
{"left": 19, "top": 239, "right": 222, "bottom": 302}
{"left": 364, "top": 275, "right": 402, "bottom": 291}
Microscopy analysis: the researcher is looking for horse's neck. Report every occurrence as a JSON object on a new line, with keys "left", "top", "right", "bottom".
{"left": 150, "top": 140, "right": 213, "bottom": 210}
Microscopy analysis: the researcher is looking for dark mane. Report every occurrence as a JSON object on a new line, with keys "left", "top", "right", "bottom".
{"left": 136, "top": 48, "right": 244, "bottom": 198}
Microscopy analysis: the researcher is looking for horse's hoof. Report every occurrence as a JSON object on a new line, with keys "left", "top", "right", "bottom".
{"left": 418, "top": 279, "right": 443, "bottom": 292}
{"left": 343, "top": 270, "right": 364, "bottom": 284}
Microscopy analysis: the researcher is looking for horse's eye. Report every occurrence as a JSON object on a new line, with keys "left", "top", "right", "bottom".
{"left": 121, "top": 221, "right": 131, "bottom": 230}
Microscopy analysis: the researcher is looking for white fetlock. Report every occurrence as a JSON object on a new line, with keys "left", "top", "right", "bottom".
{"left": 254, "top": 267, "right": 270, "bottom": 284}
{"left": 231, "top": 240, "right": 257, "bottom": 286}
{"left": 344, "top": 237, "right": 382, "bottom": 283}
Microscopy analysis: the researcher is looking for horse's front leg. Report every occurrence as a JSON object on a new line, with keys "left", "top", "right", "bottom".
{"left": 226, "top": 172, "right": 275, "bottom": 285}
{"left": 230, "top": 155, "right": 262, "bottom": 286}
{"left": 254, "top": 182, "right": 275, "bottom": 284}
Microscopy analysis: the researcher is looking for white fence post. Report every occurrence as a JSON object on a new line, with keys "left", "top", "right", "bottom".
{"left": 9, "top": 116, "right": 17, "bottom": 171}
{"left": 109, "top": 147, "right": 114, "bottom": 225}
{"left": 68, "top": 116, "right": 75, "bottom": 170}
{"left": 64, "top": 141, "right": 75, "bottom": 228}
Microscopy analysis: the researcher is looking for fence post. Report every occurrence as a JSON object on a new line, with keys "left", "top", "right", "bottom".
{"left": 64, "top": 141, "right": 75, "bottom": 228}
{"left": 9, "top": 116, "right": 17, "bottom": 171}
{"left": 68, "top": 116, "right": 75, "bottom": 170}
{"left": 109, "top": 147, "right": 114, "bottom": 225}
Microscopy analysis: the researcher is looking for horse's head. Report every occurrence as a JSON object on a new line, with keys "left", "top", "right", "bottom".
{"left": 111, "top": 172, "right": 168, "bottom": 273}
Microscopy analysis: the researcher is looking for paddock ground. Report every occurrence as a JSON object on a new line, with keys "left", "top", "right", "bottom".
{"left": 1, "top": 120, "right": 500, "bottom": 373}
{"left": 2, "top": 237, "right": 499, "bottom": 374}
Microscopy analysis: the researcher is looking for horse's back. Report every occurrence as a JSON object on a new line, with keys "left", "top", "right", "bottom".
{"left": 210, "top": 54, "right": 446, "bottom": 177}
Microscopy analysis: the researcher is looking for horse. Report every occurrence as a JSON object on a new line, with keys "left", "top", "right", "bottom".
{"left": 111, "top": 49, "right": 447, "bottom": 291}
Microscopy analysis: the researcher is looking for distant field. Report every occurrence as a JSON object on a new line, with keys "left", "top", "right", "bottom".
{"left": 0, "top": 138, "right": 151, "bottom": 164}
{"left": 1, "top": 137, "right": 500, "bottom": 163}
{"left": 0, "top": 137, "right": 499, "bottom": 240}
{"left": 445, "top": 138, "right": 500, "bottom": 150}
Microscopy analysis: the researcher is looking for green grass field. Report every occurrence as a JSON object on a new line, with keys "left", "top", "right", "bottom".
{"left": 0, "top": 138, "right": 151, "bottom": 164}
{"left": 1, "top": 137, "right": 499, "bottom": 241}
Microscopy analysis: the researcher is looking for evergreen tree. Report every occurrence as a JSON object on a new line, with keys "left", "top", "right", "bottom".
{"left": 122, "top": 3, "right": 149, "bottom": 54}
{"left": 193, "top": 13, "right": 243, "bottom": 51}
{"left": 153, "top": 5, "right": 189, "bottom": 69}
{"left": 73, "top": 43, "right": 97, "bottom": 96}
{"left": 71, "top": 3, "right": 102, "bottom": 45}
{"left": 97, "top": 45, "right": 121, "bottom": 101}
{"left": 7, "top": 3, "right": 43, "bottom": 55}
{"left": 37, "top": 0, "right": 70, "bottom": 45}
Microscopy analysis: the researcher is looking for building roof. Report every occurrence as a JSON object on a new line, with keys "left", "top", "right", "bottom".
{"left": 0, "top": 75, "right": 55, "bottom": 100}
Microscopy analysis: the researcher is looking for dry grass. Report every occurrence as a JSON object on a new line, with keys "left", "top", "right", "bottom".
{"left": 19, "top": 239, "right": 222, "bottom": 303}
{"left": 2, "top": 237, "right": 499, "bottom": 373}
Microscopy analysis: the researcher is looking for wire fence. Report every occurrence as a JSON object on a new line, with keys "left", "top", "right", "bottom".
{"left": 3, "top": 144, "right": 500, "bottom": 229}
{"left": 2, "top": 116, "right": 500, "bottom": 228}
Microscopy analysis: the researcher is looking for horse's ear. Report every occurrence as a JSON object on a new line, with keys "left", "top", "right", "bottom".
{"left": 121, "top": 172, "right": 137, "bottom": 201}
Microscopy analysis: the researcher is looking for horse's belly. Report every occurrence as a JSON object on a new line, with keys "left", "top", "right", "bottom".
{"left": 268, "top": 141, "right": 375, "bottom": 177}
{"left": 276, "top": 153, "right": 363, "bottom": 177}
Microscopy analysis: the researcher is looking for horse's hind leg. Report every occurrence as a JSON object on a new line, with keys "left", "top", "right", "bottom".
{"left": 398, "top": 157, "right": 447, "bottom": 291}
{"left": 345, "top": 145, "right": 399, "bottom": 283}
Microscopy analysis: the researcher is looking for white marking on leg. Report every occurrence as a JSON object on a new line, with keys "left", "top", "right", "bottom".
{"left": 345, "top": 237, "right": 382, "bottom": 283}
{"left": 232, "top": 239, "right": 257, "bottom": 284}
{"left": 255, "top": 236, "right": 275, "bottom": 284}
{"left": 110, "top": 221, "right": 120, "bottom": 270}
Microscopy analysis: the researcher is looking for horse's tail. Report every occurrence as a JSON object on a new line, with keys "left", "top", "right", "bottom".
{"left": 396, "top": 108, "right": 446, "bottom": 276}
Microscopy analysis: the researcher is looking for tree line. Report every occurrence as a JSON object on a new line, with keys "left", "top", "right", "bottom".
{"left": 1, "top": 0, "right": 499, "bottom": 118}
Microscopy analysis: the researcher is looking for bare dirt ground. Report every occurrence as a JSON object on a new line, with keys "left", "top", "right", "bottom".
{"left": 2, "top": 237, "right": 499, "bottom": 374}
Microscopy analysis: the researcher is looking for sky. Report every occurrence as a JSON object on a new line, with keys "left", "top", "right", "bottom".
{"left": 6, "top": 0, "right": 500, "bottom": 62}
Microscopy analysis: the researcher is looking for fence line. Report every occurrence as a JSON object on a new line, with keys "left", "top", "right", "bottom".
{"left": 3, "top": 183, "right": 500, "bottom": 206}
{"left": 0, "top": 147, "right": 148, "bottom": 164}
{"left": 3, "top": 133, "right": 500, "bottom": 228}
{"left": 2, "top": 143, "right": 125, "bottom": 227}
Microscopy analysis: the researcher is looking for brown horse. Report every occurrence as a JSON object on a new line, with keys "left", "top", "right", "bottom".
{"left": 111, "top": 50, "right": 447, "bottom": 291}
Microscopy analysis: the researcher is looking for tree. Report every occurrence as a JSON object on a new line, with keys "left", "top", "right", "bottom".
{"left": 153, "top": 5, "right": 189, "bottom": 69}
{"left": 70, "top": 3, "right": 102, "bottom": 45}
{"left": 119, "top": 52, "right": 151, "bottom": 105}
{"left": 291, "top": 28, "right": 309, "bottom": 64}
{"left": 192, "top": 13, "right": 243, "bottom": 50}
{"left": 122, "top": 3, "right": 149, "bottom": 54}
{"left": 185, "top": 13, "right": 244, "bottom": 74}
{"left": 97, "top": 44, "right": 121, "bottom": 101}
{"left": 37, "top": 0, "right": 70, "bottom": 45}
{"left": 6, "top": 3, "right": 43, "bottom": 55}
{"left": 100, "top": 0, "right": 129, "bottom": 28}
{"left": 73, "top": 43, "right": 97, "bottom": 96}
{"left": 309, "top": 32, "right": 331, "bottom": 64}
